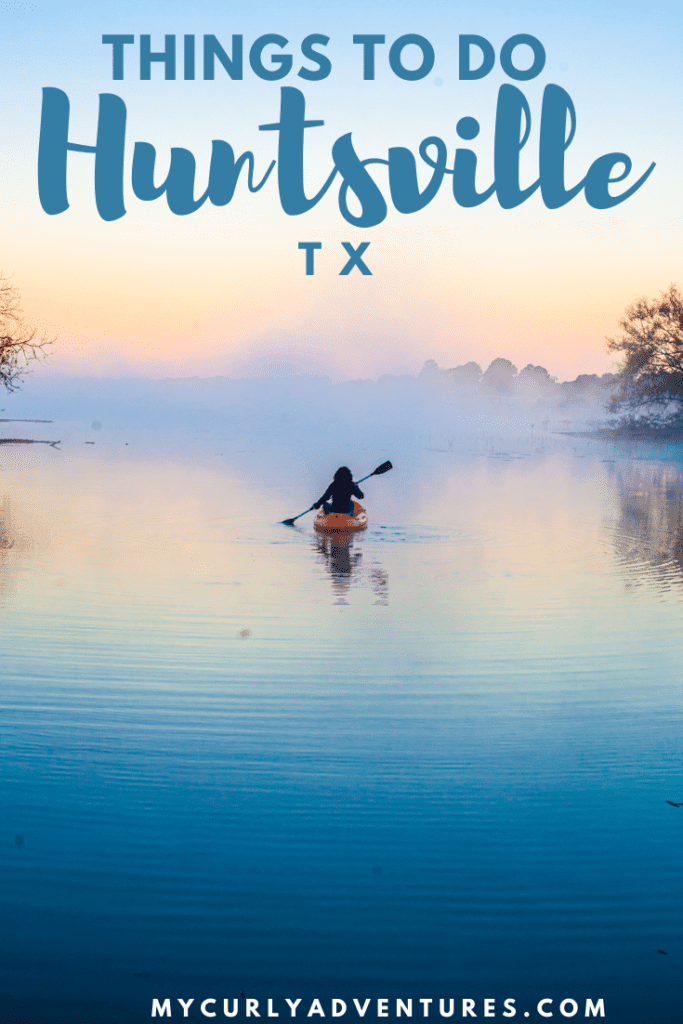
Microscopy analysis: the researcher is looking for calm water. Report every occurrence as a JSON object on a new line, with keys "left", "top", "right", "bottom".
{"left": 1, "top": 423, "right": 682, "bottom": 1024}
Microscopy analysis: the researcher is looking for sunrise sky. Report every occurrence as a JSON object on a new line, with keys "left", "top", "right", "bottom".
{"left": 0, "top": 0, "right": 680, "bottom": 380}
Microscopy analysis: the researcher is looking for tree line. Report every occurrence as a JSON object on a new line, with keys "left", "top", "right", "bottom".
{"left": 417, "top": 356, "right": 618, "bottom": 406}
{"left": 420, "top": 284, "right": 683, "bottom": 428}
{"left": 0, "top": 271, "right": 680, "bottom": 434}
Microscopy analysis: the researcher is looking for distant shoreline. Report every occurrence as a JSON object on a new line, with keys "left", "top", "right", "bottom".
{"left": 559, "top": 428, "right": 683, "bottom": 442}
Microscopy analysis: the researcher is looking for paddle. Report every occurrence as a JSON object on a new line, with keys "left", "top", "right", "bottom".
{"left": 282, "top": 460, "right": 393, "bottom": 526}
{"left": 355, "top": 460, "right": 392, "bottom": 484}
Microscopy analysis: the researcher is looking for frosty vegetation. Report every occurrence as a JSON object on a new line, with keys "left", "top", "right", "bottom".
{"left": 606, "top": 284, "right": 683, "bottom": 431}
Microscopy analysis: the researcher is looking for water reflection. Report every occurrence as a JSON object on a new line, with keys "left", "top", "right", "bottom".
{"left": 0, "top": 495, "right": 17, "bottom": 604}
{"left": 611, "top": 463, "right": 683, "bottom": 594}
{"left": 3, "top": 437, "right": 683, "bottom": 1024}
{"left": 312, "top": 533, "right": 389, "bottom": 605}
{"left": 369, "top": 564, "right": 389, "bottom": 605}
{"left": 0, "top": 495, "right": 14, "bottom": 551}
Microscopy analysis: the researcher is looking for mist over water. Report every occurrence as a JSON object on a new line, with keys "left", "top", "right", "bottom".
{"left": 0, "top": 362, "right": 616, "bottom": 446}
{"left": 1, "top": 375, "right": 682, "bottom": 1024}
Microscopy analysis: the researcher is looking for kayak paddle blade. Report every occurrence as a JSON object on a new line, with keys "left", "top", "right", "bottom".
{"left": 373, "top": 460, "right": 392, "bottom": 475}
{"left": 281, "top": 505, "right": 315, "bottom": 527}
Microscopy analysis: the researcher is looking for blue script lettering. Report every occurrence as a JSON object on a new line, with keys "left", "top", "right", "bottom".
{"left": 37, "top": 86, "right": 655, "bottom": 223}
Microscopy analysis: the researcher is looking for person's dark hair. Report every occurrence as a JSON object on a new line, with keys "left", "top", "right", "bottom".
{"left": 333, "top": 466, "right": 353, "bottom": 483}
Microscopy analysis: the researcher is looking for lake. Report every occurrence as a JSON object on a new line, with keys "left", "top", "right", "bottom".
{"left": 1, "top": 408, "right": 682, "bottom": 1024}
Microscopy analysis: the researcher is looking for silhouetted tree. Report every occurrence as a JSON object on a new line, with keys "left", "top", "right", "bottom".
{"left": 419, "top": 358, "right": 441, "bottom": 379}
{"left": 481, "top": 358, "right": 518, "bottom": 392}
{"left": 517, "top": 364, "right": 555, "bottom": 383}
{"left": 559, "top": 373, "right": 619, "bottom": 406}
{"left": 448, "top": 361, "right": 482, "bottom": 379}
{"left": 0, "top": 273, "right": 52, "bottom": 392}
{"left": 514, "top": 364, "right": 557, "bottom": 396}
{"left": 445, "top": 361, "right": 482, "bottom": 391}
{"left": 607, "top": 284, "right": 683, "bottom": 425}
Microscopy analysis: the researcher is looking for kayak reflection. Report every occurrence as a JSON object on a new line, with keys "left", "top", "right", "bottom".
{"left": 312, "top": 532, "right": 389, "bottom": 606}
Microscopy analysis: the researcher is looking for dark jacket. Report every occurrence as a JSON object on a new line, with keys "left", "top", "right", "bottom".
{"left": 315, "top": 480, "right": 364, "bottom": 513}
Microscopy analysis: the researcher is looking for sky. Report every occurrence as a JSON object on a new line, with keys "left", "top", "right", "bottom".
{"left": 0, "top": 0, "right": 680, "bottom": 380}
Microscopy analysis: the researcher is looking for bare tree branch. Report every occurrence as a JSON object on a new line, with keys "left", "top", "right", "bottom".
{"left": 0, "top": 272, "right": 54, "bottom": 392}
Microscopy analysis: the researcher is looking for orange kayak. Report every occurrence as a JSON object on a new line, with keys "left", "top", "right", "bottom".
{"left": 314, "top": 500, "right": 368, "bottom": 535}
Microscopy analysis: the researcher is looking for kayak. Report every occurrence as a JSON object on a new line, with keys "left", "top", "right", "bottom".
{"left": 314, "top": 501, "right": 368, "bottom": 534}
{"left": 314, "top": 500, "right": 368, "bottom": 535}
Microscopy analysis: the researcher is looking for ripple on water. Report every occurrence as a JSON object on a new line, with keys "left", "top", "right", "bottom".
{"left": 1, "top": 440, "right": 683, "bottom": 1023}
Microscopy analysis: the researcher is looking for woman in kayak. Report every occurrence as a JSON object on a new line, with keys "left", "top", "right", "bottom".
{"left": 313, "top": 467, "right": 364, "bottom": 515}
